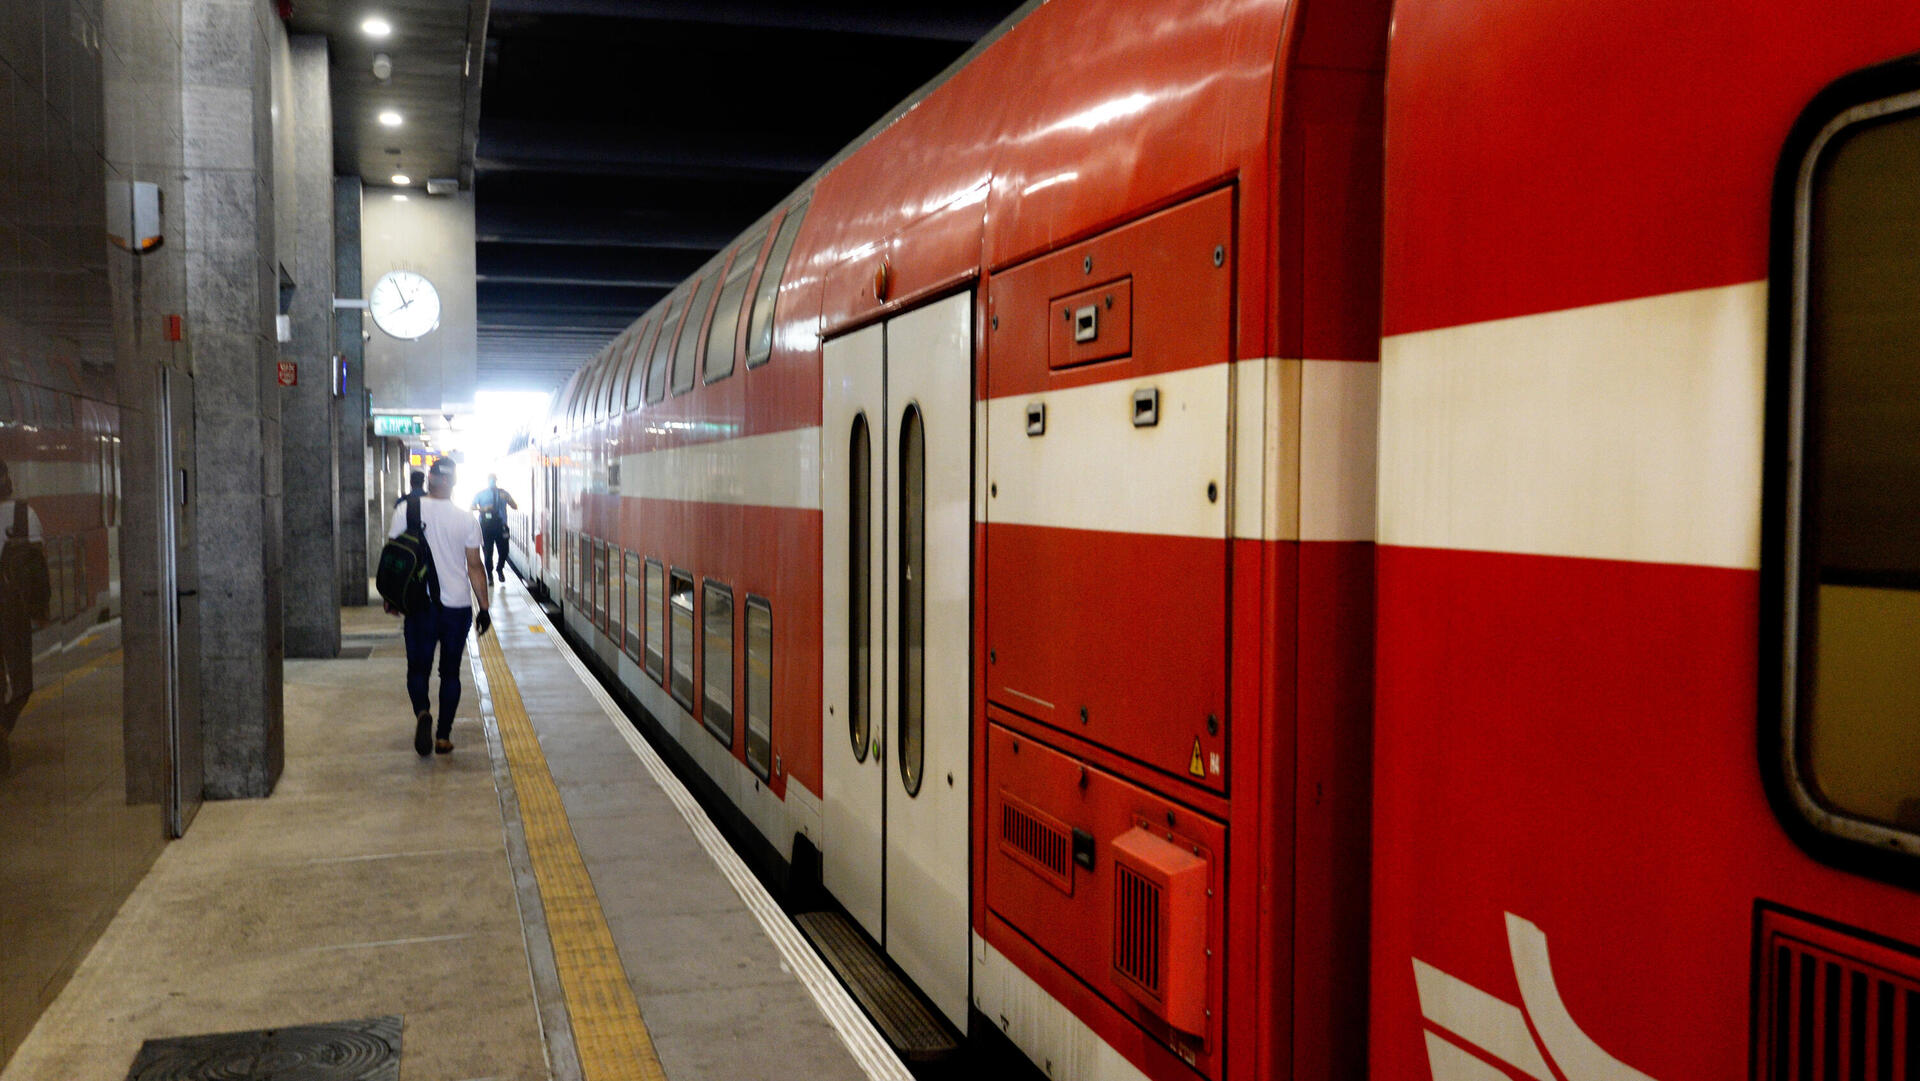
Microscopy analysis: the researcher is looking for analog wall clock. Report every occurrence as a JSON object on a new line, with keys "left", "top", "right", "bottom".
{"left": 368, "top": 270, "right": 442, "bottom": 340}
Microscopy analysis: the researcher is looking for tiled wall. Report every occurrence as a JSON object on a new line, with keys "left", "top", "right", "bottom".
{"left": 0, "top": 0, "right": 183, "bottom": 1064}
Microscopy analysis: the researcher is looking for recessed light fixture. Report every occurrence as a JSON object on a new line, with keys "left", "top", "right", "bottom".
{"left": 393, "top": 194, "right": 409, "bottom": 202}
{"left": 362, "top": 17, "right": 392, "bottom": 38}
{"left": 378, "top": 110, "right": 402, "bottom": 127}
{"left": 392, "top": 174, "right": 411, "bottom": 186}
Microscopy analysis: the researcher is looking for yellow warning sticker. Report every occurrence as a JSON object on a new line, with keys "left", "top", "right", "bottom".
{"left": 1189, "top": 738, "right": 1206, "bottom": 778}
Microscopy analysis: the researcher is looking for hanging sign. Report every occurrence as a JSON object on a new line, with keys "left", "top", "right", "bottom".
{"left": 373, "top": 415, "right": 423, "bottom": 437}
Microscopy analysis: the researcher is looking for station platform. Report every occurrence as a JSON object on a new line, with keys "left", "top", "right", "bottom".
{"left": 0, "top": 583, "right": 909, "bottom": 1081}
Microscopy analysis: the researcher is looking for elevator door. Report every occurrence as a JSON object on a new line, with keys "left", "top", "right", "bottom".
{"left": 821, "top": 292, "right": 973, "bottom": 1029}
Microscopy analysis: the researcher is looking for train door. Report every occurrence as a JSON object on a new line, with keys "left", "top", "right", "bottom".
{"left": 822, "top": 291, "right": 973, "bottom": 1028}
{"left": 157, "top": 367, "right": 201, "bottom": 837}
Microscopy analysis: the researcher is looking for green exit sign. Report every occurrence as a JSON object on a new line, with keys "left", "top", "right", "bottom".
{"left": 373, "top": 415, "right": 422, "bottom": 437}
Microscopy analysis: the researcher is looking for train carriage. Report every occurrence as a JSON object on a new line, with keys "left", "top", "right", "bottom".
{"left": 511, "top": 1, "right": 1920, "bottom": 1079}
{"left": 1376, "top": 4, "right": 1920, "bottom": 1081}
{"left": 514, "top": 0, "right": 1388, "bottom": 1078}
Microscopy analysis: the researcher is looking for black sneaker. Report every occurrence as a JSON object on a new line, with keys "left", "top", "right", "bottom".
{"left": 414, "top": 711, "right": 432, "bottom": 757}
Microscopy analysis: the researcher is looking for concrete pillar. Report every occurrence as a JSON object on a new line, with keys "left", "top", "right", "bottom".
{"left": 281, "top": 36, "right": 340, "bottom": 656}
{"left": 180, "top": 0, "right": 286, "bottom": 798}
{"left": 335, "top": 178, "right": 369, "bottom": 604}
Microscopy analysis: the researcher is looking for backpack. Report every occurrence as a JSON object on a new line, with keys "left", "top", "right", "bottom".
{"left": 477, "top": 486, "right": 506, "bottom": 533}
{"left": 1, "top": 502, "right": 49, "bottom": 622}
{"left": 376, "top": 494, "right": 437, "bottom": 615}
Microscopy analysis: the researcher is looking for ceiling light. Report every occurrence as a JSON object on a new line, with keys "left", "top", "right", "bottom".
{"left": 392, "top": 174, "right": 411, "bottom": 186}
{"left": 362, "top": 17, "right": 391, "bottom": 38}
{"left": 392, "top": 194, "right": 409, "bottom": 202}
{"left": 378, "top": 110, "right": 402, "bottom": 127}
{"left": 371, "top": 53, "right": 393, "bottom": 81}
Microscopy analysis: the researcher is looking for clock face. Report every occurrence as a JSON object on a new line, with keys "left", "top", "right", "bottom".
{"left": 368, "top": 270, "right": 442, "bottom": 340}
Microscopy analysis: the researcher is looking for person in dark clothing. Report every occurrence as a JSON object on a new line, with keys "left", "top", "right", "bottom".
{"left": 470, "top": 474, "right": 519, "bottom": 585}
{"left": 0, "top": 459, "right": 48, "bottom": 773}
{"left": 394, "top": 469, "right": 425, "bottom": 506}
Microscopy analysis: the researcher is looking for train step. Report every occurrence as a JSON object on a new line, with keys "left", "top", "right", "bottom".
{"left": 794, "top": 911, "right": 960, "bottom": 1062}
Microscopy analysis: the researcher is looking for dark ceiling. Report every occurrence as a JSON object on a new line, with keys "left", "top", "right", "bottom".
{"left": 472, "top": 0, "right": 1031, "bottom": 393}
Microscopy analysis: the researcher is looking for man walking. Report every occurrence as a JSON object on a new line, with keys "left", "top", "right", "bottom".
{"left": 470, "top": 474, "right": 519, "bottom": 584}
{"left": 394, "top": 469, "right": 425, "bottom": 506}
{"left": 388, "top": 457, "right": 491, "bottom": 756}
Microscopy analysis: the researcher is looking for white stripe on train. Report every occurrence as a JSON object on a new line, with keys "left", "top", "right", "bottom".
{"left": 1379, "top": 281, "right": 1767, "bottom": 569}
{"left": 599, "top": 357, "right": 1383, "bottom": 544}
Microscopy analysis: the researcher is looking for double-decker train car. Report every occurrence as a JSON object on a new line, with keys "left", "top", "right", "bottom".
{"left": 1373, "top": 4, "right": 1920, "bottom": 1081}
{"left": 509, "top": 0, "right": 1920, "bottom": 1078}
{"left": 511, "top": 0, "right": 1385, "bottom": 1077}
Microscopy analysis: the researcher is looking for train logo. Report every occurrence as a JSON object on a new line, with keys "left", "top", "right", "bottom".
{"left": 1413, "top": 914, "right": 1657, "bottom": 1081}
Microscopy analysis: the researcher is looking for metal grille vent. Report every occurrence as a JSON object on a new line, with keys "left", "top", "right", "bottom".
{"left": 1114, "top": 862, "right": 1163, "bottom": 996}
{"left": 999, "top": 795, "right": 1073, "bottom": 892}
{"left": 1758, "top": 907, "right": 1920, "bottom": 1081}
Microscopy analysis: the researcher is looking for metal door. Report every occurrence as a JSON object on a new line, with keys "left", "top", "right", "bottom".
{"left": 158, "top": 367, "right": 201, "bottom": 837}
{"left": 822, "top": 293, "right": 973, "bottom": 1030}
{"left": 822, "top": 321, "right": 886, "bottom": 939}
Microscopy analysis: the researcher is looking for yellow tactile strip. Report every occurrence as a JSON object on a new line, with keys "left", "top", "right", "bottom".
{"left": 478, "top": 631, "right": 668, "bottom": 1081}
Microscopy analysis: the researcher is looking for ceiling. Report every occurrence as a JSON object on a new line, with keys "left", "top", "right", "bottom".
{"left": 471, "top": 0, "right": 1032, "bottom": 394}
{"left": 285, "top": 0, "right": 487, "bottom": 191}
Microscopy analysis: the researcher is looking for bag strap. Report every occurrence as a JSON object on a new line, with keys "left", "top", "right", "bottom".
{"left": 8, "top": 500, "right": 25, "bottom": 540}
{"left": 406, "top": 491, "right": 422, "bottom": 534}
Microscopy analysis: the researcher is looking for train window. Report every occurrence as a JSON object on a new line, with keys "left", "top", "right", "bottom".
{"left": 745, "top": 596, "right": 773, "bottom": 779}
{"left": 595, "top": 540, "right": 609, "bottom": 627}
{"left": 566, "top": 530, "right": 578, "bottom": 603}
{"left": 607, "top": 544, "right": 623, "bottom": 642}
{"left": 623, "top": 551, "right": 642, "bottom": 660}
{"left": 849, "top": 413, "right": 872, "bottom": 763}
{"left": 580, "top": 534, "right": 594, "bottom": 614}
{"left": 602, "top": 344, "right": 624, "bottom": 417}
{"left": 645, "top": 559, "right": 666, "bottom": 683}
{"left": 705, "top": 231, "right": 766, "bottom": 385}
{"left": 554, "top": 370, "right": 581, "bottom": 432}
{"left": 1777, "top": 86, "right": 1920, "bottom": 859}
{"left": 581, "top": 358, "right": 602, "bottom": 423}
{"left": 645, "top": 296, "right": 685, "bottom": 404}
{"left": 746, "top": 201, "right": 807, "bottom": 368}
{"left": 672, "top": 274, "right": 719, "bottom": 396}
{"left": 591, "top": 355, "right": 611, "bottom": 422}
{"left": 669, "top": 569, "right": 696, "bottom": 710}
{"left": 702, "top": 581, "right": 734, "bottom": 746}
{"left": 898, "top": 404, "right": 926, "bottom": 798}
{"left": 608, "top": 332, "right": 637, "bottom": 418}
{"left": 624, "top": 318, "right": 657, "bottom": 412}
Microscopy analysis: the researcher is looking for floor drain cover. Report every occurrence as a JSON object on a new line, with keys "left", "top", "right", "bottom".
{"left": 125, "top": 1016, "right": 401, "bottom": 1081}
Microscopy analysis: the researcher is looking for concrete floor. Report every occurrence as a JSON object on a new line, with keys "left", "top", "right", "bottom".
{"left": 0, "top": 604, "right": 549, "bottom": 1081}
{"left": 482, "top": 585, "right": 873, "bottom": 1081}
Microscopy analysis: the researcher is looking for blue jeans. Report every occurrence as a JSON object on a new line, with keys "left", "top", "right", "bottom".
{"left": 404, "top": 603, "right": 472, "bottom": 737}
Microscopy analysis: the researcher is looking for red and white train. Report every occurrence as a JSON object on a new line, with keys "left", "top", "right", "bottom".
{"left": 504, "top": 1, "right": 1920, "bottom": 1078}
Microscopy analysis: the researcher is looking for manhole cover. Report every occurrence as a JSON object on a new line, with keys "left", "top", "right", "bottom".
{"left": 125, "top": 1016, "right": 400, "bottom": 1081}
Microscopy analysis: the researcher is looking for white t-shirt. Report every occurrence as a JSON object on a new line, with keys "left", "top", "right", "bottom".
{"left": 0, "top": 500, "right": 43, "bottom": 543}
{"left": 388, "top": 495, "right": 483, "bottom": 608}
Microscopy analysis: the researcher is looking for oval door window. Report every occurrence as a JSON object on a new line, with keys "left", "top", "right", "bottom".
{"left": 849, "top": 412, "right": 872, "bottom": 763}
{"left": 898, "top": 404, "right": 926, "bottom": 797}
